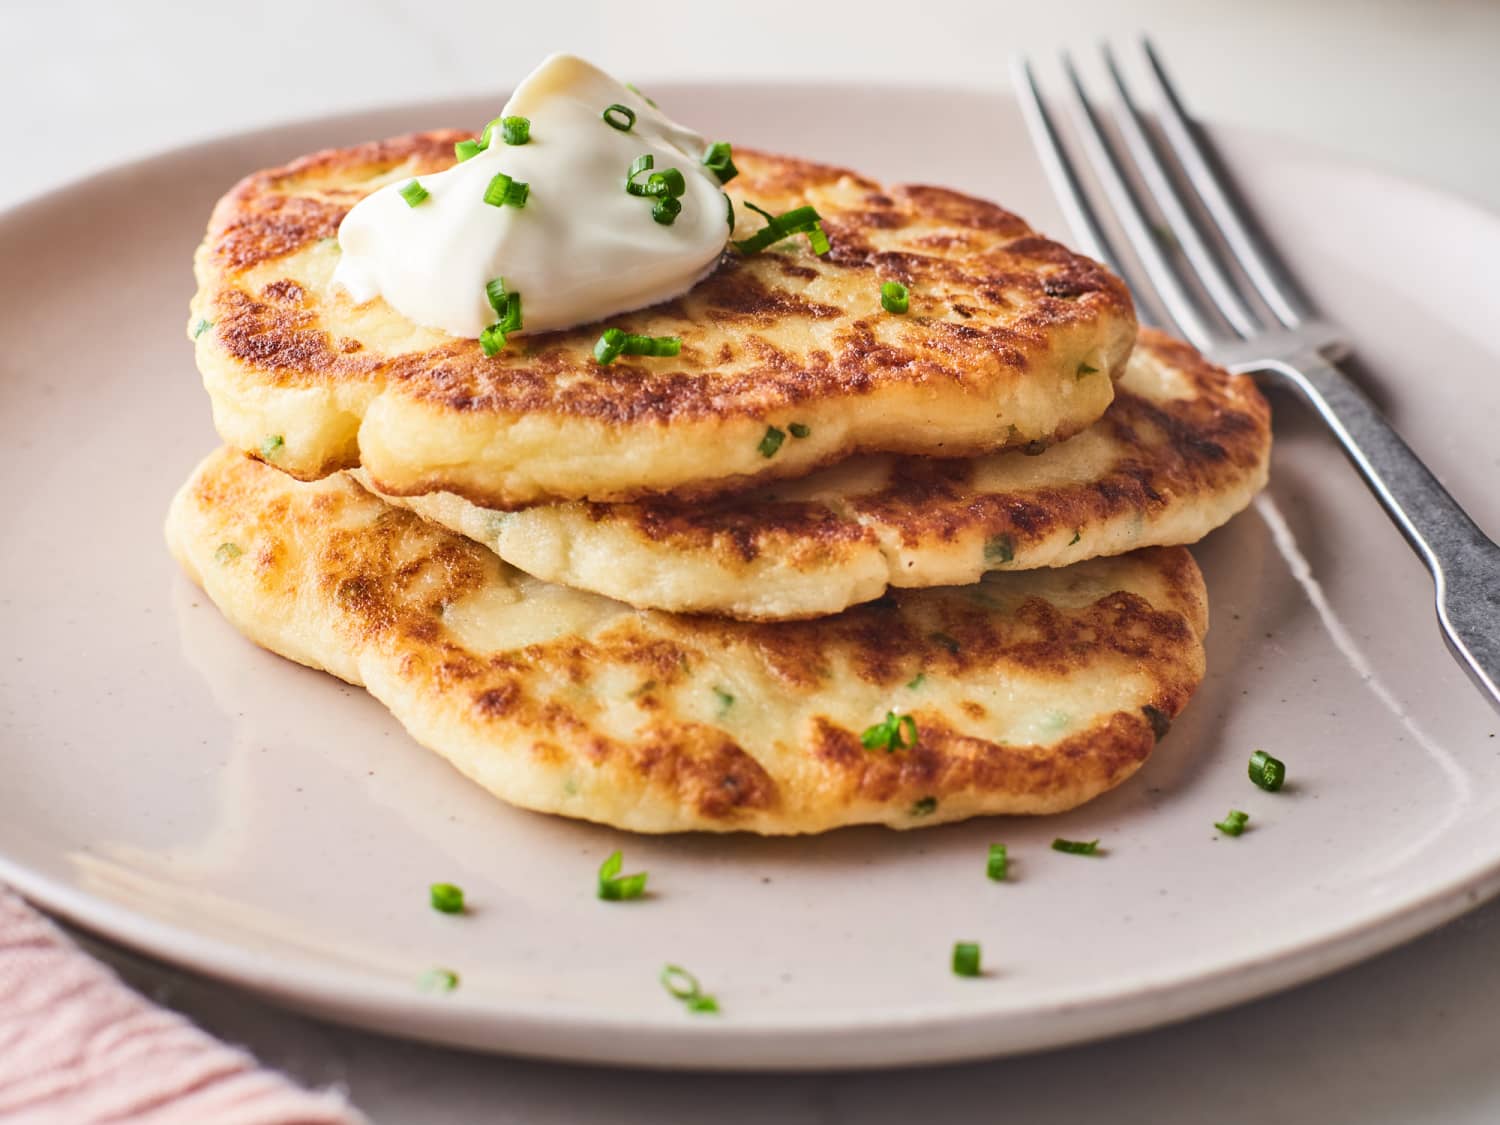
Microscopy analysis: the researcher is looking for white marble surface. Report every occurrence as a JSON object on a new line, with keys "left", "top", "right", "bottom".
{"left": 10, "top": 0, "right": 1500, "bottom": 1121}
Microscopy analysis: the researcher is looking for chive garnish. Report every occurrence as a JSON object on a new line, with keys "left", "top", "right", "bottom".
{"left": 597, "top": 850, "right": 648, "bottom": 901}
{"left": 259, "top": 433, "right": 284, "bottom": 459}
{"left": 429, "top": 882, "right": 465, "bottom": 914}
{"left": 1215, "top": 810, "right": 1250, "bottom": 837}
{"left": 454, "top": 139, "right": 482, "bottom": 162}
{"left": 758, "top": 426, "right": 786, "bottom": 458}
{"left": 880, "top": 281, "right": 910, "bottom": 314}
{"left": 788, "top": 423, "right": 811, "bottom": 439}
{"left": 648, "top": 168, "right": 687, "bottom": 199}
{"left": 984, "top": 535, "right": 1014, "bottom": 565}
{"left": 625, "top": 154, "right": 655, "bottom": 195}
{"left": 952, "top": 942, "right": 982, "bottom": 978}
{"left": 861, "top": 711, "right": 917, "bottom": 753}
{"left": 1052, "top": 838, "right": 1100, "bottom": 856}
{"left": 910, "top": 796, "right": 938, "bottom": 817}
{"left": 1249, "top": 750, "right": 1286, "bottom": 792}
{"left": 660, "top": 965, "right": 719, "bottom": 1014}
{"left": 602, "top": 103, "right": 636, "bottom": 131}
{"left": 1077, "top": 361, "right": 1099, "bottom": 377}
{"left": 398, "top": 179, "right": 430, "bottom": 207}
{"left": 191, "top": 317, "right": 213, "bottom": 339}
{"left": 652, "top": 196, "right": 683, "bottom": 225}
{"left": 1068, "top": 529, "right": 1082, "bottom": 546}
{"left": 420, "top": 968, "right": 460, "bottom": 992}
{"left": 593, "top": 328, "right": 682, "bottom": 365}
{"left": 732, "top": 204, "right": 830, "bottom": 256}
{"left": 986, "top": 844, "right": 1008, "bottom": 882}
{"left": 500, "top": 115, "right": 530, "bottom": 145}
{"left": 713, "top": 687, "right": 735, "bottom": 715}
{"left": 702, "top": 141, "right": 738, "bottom": 184}
{"left": 724, "top": 193, "right": 736, "bottom": 231}
{"left": 906, "top": 672, "right": 927, "bottom": 690}
{"left": 214, "top": 542, "right": 242, "bottom": 563}
{"left": 481, "top": 279, "right": 523, "bottom": 356}
{"left": 482, "top": 172, "right": 529, "bottom": 208}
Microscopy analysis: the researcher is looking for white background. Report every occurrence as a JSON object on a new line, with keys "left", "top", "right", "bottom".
{"left": 8, "top": 1, "right": 1500, "bottom": 1121}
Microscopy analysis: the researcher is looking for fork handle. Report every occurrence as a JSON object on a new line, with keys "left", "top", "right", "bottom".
{"left": 1240, "top": 352, "right": 1500, "bottom": 714}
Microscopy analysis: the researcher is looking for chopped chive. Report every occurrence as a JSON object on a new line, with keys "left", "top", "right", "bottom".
{"left": 983, "top": 534, "right": 1014, "bottom": 565}
{"left": 259, "top": 433, "right": 284, "bottom": 459}
{"left": 788, "top": 422, "right": 811, "bottom": 439}
{"left": 1052, "top": 837, "right": 1100, "bottom": 856}
{"left": 660, "top": 964, "right": 719, "bottom": 1014}
{"left": 1215, "top": 809, "right": 1250, "bottom": 837}
{"left": 191, "top": 317, "right": 213, "bottom": 339}
{"left": 1249, "top": 750, "right": 1286, "bottom": 792}
{"left": 500, "top": 115, "right": 530, "bottom": 145}
{"left": 420, "top": 968, "right": 460, "bottom": 992}
{"left": 713, "top": 687, "right": 735, "bottom": 715}
{"left": 986, "top": 843, "right": 1008, "bottom": 882}
{"left": 625, "top": 154, "right": 654, "bottom": 195}
{"left": 702, "top": 141, "right": 738, "bottom": 184}
{"left": 758, "top": 426, "right": 786, "bottom": 458}
{"left": 214, "top": 542, "right": 242, "bottom": 563}
{"left": 652, "top": 196, "right": 683, "bottom": 225}
{"left": 1068, "top": 529, "right": 1082, "bottom": 546}
{"left": 594, "top": 327, "right": 626, "bottom": 365}
{"left": 593, "top": 328, "right": 681, "bottom": 365}
{"left": 479, "top": 323, "right": 508, "bottom": 357}
{"left": 906, "top": 672, "right": 926, "bottom": 690}
{"left": 910, "top": 796, "right": 938, "bottom": 817}
{"left": 483, "top": 172, "right": 529, "bottom": 208}
{"left": 732, "top": 204, "right": 830, "bottom": 256}
{"left": 497, "top": 290, "right": 523, "bottom": 335}
{"left": 429, "top": 882, "right": 465, "bottom": 914}
{"left": 952, "top": 941, "right": 982, "bottom": 978}
{"left": 602, "top": 103, "right": 636, "bottom": 131}
{"left": 647, "top": 168, "right": 687, "bottom": 199}
{"left": 597, "top": 849, "right": 649, "bottom": 901}
{"left": 880, "top": 281, "right": 910, "bottom": 314}
{"left": 724, "top": 193, "right": 735, "bottom": 231}
{"left": 485, "top": 277, "right": 510, "bottom": 314}
{"left": 398, "top": 179, "right": 430, "bottom": 207}
{"left": 625, "top": 81, "right": 658, "bottom": 109}
{"left": 454, "top": 139, "right": 482, "bottom": 162}
{"left": 861, "top": 711, "right": 918, "bottom": 753}
{"left": 1077, "top": 361, "right": 1099, "bottom": 377}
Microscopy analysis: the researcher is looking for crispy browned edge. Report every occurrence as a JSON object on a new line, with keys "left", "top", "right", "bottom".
{"left": 516, "top": 328, "right": 1269, "bottom": 564}
{"left": 195, "top": 131, "right": 1136, "bottom": 502}
{"left": 178, "top": 450, "right": 1206, "bottom": 829}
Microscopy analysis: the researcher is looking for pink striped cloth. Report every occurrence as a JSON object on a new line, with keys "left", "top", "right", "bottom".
{"left": 0, "top": 889, "right": 362, "bottom": 1125}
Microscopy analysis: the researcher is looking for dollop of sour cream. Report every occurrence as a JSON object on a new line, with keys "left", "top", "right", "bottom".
{"left": 332, "top": 54, "right": 730, "bottom": 339}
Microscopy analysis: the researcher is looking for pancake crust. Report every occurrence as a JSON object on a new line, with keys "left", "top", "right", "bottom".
{"left": 189, "top": 134, "right": 1136, "bottom": 507}
{"left": 166, "top": 448, "right": 1208, "bottom": 834}
{"left": 364, "top": 330, "right": 1269, "bottom": 620}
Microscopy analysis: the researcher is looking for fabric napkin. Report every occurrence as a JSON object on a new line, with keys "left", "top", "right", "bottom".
{"left": 0, "top": 889, "right": 362, "bottom": 1124}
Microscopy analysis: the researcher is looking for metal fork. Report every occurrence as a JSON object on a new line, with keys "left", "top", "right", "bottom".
{"left": 1014, "top": 40, "right": 1500, "bottom": 715}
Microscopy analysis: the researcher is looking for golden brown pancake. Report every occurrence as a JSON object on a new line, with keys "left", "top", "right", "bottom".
{"left": 189, "top": 136, "right": 1136, "bottom": 508}
{"left": 166, "top": 448, "right": 1208, "bottom": 834}
{"left": 361, "top": 330, "right": 1269, "bottom": 620}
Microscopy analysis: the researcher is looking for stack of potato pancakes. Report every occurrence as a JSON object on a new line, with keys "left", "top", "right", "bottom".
{"left": 168, "top": 133, "right": 1271, "bottom": 835}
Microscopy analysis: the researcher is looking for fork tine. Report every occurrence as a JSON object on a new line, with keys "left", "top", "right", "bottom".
{"left": 1140, "top": 38, "right": 1308, "bottom": 328}
{"left": 1099, "top": 44, "right": 1260, "bottom": 339}
{"left": 1009, "top": 56, "right": 1123, "bottom": 273}
{"left": 1056, "top": 52, "right": 1219, "bottom": 351}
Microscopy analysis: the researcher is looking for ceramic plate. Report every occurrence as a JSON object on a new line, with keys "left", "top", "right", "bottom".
{"left": 2, "top": 81, "right": 1498, "bottom": 1070}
